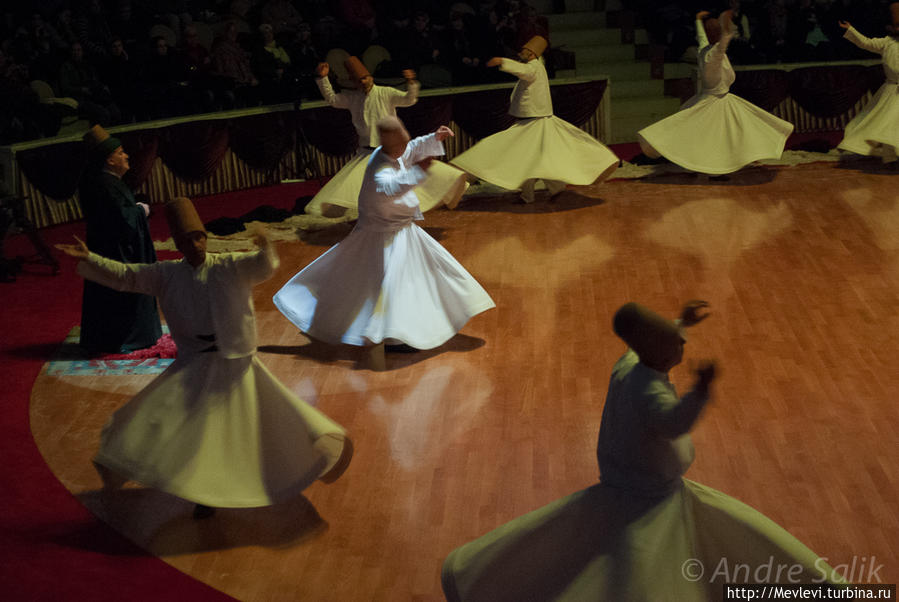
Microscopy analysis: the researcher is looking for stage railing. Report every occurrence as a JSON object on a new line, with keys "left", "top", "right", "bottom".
{"left": 0, "top": 77, "right": 611, "bottom": 228}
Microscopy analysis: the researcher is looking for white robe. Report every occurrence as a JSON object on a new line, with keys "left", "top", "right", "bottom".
{"left": 306, "top": 77, "right": 468, "bottom": 216}
{"left": 441, "top": 350, "right": 845, "bottom": 601}
{"left": 78, "top": 247, "right": 350, "bottom": 508}
{"left": 637, "top": 28, "right": 794, "bottom": 175}
{"left": 274, "top": 133, "right": 495, "bottom": 350}
{"left": 838, "top": 28, "right": 899, "bottom": 158}
{"left": 450, "top": 57, "right": 619, "bottom": 192}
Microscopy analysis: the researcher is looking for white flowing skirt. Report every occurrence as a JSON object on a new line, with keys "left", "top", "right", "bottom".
{"left": 838, "top": 82, "right": 899, "bottom": 157}
{"left": 273, "top": 222, "right": 495, "bottom": 350}
{"left": 638, "top": 93, "right": 794, "bottom": 174}
{"left": 94, "top": 353, "right": 350, "bottom": 508}
{"left": 450, "top": 116, "right": 619, "bottom": 190}
{"left": 442, "top": 479, "right": 844, "bottom": 602}
{"left": 305, "top": 150, "right": 469, "bottom": 216}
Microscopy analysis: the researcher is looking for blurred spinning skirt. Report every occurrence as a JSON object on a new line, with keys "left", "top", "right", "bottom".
{"left": 638, "top": 93, "right": 793, "bottom": 175}
{"left": 305, "top": 150, "right": 469, "bottom": 216}
{"left": 450, "top": 115, "right": 619, "bottom": 191}
{"left": 273, "top": 222, "right": 495, "bottom": 350}
{"left": 94, "top": 352, "right": 350, "bottom": 508}
{"left": 442, "top": 478, "right": 844, "bottom": 602}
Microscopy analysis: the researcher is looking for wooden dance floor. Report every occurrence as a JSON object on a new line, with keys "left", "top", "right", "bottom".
{"left": 31, "top": 161, "right": 899, "bottom": 600}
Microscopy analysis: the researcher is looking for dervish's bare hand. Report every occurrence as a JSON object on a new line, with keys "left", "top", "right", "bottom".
{"left": 402, "top": 69, "right": 417, "bottom": 80}
{"left": 435, "top": 125, "right": 454, "bottom": 142}
{"left": 247, "top": 223, "right": 270, "bottom": 249}
{"left": 838, "top": 20, "right": 851, "bottom": 30}
{"left": 679, "top": 299, "right": 711, "bottom": 327}
{"left": 55, "top": 235, "right": 89, "bottom": 259}
{"left": 694, "top": 360, "right": 717, "bottom": 389}
{"left": 486, "top": 57, "right": 503, "bottom": 68}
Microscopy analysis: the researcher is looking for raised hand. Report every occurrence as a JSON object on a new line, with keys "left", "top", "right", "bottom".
{"left": 696, "top": 10, "right": 711, "bottom": 20}
{"left": 315, "top": 62, "right": 329, "bottom": 78}
{"left": 694, "top": 360, "right": 717, "bottom": 390}
{"left": 434, "top": 125, "right": 454, "bottom": 142}
{"left": 55, "top": 235, "right": 90, "bottom": 259}
{"left": 246, "top": 223, "right": 270, "bottom": 249}
{"left": 402, "top": 69, "right": 417, "bottom": 80}
{"left": 838, "top": 20, "right": 851, "bottom": 30}
{"left": 679, "top": 299, "right": 711, "bottom": 327}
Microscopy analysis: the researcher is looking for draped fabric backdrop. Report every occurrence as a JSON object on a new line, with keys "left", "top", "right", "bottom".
{"left": 13, "top": 65, "right": 879, "bottom": 229}
{"left": 16, "top": 81, "right": 611, "bottom": 227}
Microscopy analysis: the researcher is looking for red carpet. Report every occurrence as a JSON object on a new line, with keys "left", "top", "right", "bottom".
{"left": 0, "top": 182, "right": 315, "bottom": 600}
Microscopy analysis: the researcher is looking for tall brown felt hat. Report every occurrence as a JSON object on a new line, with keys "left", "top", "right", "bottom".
{"left": 521, "top": 35, "right": 548, "bottom": 58}
{"left": 164, "top": 197, "right": 206, "bottom": 238}
{"left": 83, "top": 124, "right": 121, "bottom": 161}
{"left": 890, "top": 3, "right": 899, "bottom": 30}
{"left": 344, "top": 56, "right": 370, "bottom": 83}
{"left": 613, "top": 302, "right": 685, "bottom": 367}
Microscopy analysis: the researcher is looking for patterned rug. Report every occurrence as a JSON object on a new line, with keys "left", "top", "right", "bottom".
{"left": 47, "top": 326, "right": 176, "bottom": 376}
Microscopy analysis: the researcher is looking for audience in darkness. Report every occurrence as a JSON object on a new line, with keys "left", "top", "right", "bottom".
{"left": 0, "top": 0, "right": 891, "bottom": 144}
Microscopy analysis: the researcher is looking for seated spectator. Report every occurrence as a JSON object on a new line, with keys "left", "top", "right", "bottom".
{"left": 140, "top": 35, "right": 193, "bottom": 118}
{"left": 58, "top": 41, "right": 121, "bottom": 125}
{"left": 262, "top": 0, "right": 304, "bottom": 38}
{"left": 339, "top": 0, "right": 377, "bottom": 53}
{"left": 99, "top": 37, "right": 138, "bottom": 122}
{"left": 26, "top": 11, "right": 68, "bottom": 82}
{"left": 0, "top": 45, "right": 61, "bottom": 143}
{"left": 180, "top": 24, "right": 233, "bottom": 111}
{"left": 54, "top": 8, "right": 80, "bottom": 49}
{"left": 251, "top": 23, "right": 294, "bottom": 103}
{"left": 211, "top": 20, "right": 260, "bottom": 106}
{"left": 403, "top": 11, "right": 442, "bottom": 71}
{"left": 289, "top": 22, "right": 320, "bottom": 99}
{"left": 441, "top": 10, "right": 485, "bottom": 85}
{"left": 72, "top": 0, "right": 114, "bottom": 58}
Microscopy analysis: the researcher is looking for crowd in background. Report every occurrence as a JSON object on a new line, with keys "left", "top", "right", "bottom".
{"left": 0, "top": 0, "right": 545, "bottom": 144}
{"left": 636, "top": 0, "right": 895, "bottom": 65}
{"left": 1, "top": 0, "right": 895, "bottom": 145}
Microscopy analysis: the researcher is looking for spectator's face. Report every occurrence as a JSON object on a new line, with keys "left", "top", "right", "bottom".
{"left": 72, "top": 43, "right": 83, "bottom": 60}
{"left": 414, "top": 14, "right": 428, "bottom": 31}
{"left": 106, "top": 146, "right": 130, "bottom": 175}
{"left": 226, "top": 23, "right": 238, "bottom": 41}
{"left": 359, "top": 74, "right": 373, "bottom": 93}
{"left": 184, "top": 27, "right": 199, "bottom": 47}
{"left": 155, "top": 39, "right": 168, "bottom": 55}
{"left": 111, "top": 39, "right": 124, "bottom": 56}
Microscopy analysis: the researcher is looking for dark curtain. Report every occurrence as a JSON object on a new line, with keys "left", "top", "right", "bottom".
{"left": 158, "top": 120, "right": 230, "bottom": 181}
{"left": 551, "top": 80, "right": 607, "bottom": 126}
{"left": 731, "top": 69, "right": 790, "bottom": 111}
{"left": 788, "top": 65, "right": 873, "bottom": 118}
{"left": 18, "top": 142, "right": 86, "bottom": 200}
{"left": 120, "top": 130, "right": 159, "bottom": 190}
{"left": 452, "top": 88, "right": 516, "bottom": 140}
{"left": 398, "top": 96, "right": 454, "bottom": 138}
{"left": 300, "top": 106, "right": 358, "bottom": 157}
{"left": 229, "top": 112, "right": 294, "bottom": 171}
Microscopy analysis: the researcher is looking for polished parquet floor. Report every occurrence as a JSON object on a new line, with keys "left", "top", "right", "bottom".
{"left": 31, "top": 162, "right": 899, "bottom": 601}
